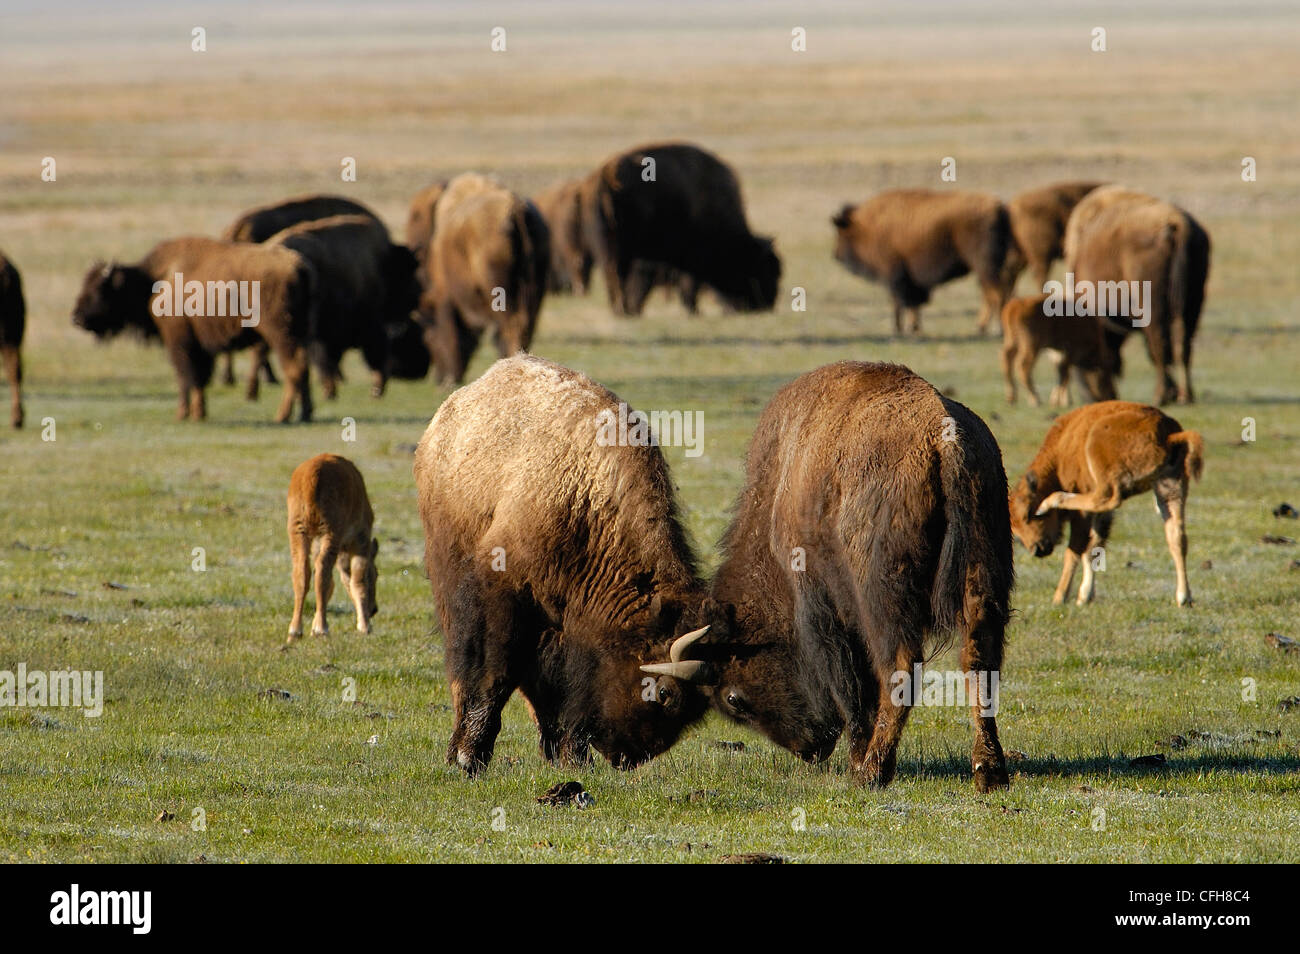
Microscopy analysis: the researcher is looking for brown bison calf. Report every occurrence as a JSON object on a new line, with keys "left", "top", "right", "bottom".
{"left": 1000, "top": 181, "right": 1105, "bottom": 296}
{"left": 1064, "top": 186, "right": 1211, "bottom": 405}
{"left": 72, "top": 238, "right": 315, "bottom": 422}
{"left": 645, "top": 362, "right": 1014, "bottom": 791}
{"left": 287, "top": 454, "right": 379, "bottom": 641}
{"left": 418, "top": 174, "right": 550, "bottom": 385}
{"left": 1, "top": 251, "right": 25, "bottom": 428}
{"left": 414, "top": 354, "right": 713, "bottom": 773}
{"left": 1009, "top": 401, "right": 1203, "bottom": 606}
{"left": 1000, "top": 293, "right": 1118, "bottom": 407}
{"left": 581, "top": 142, "right": 780, "bottom": 316}
{"left": 832, "top": 189, "right": 1011, "bottom": 335}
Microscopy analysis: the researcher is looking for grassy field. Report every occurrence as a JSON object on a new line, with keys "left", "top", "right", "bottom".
{"left": 1, "top": 0, "right": 1298, "bottom": 863}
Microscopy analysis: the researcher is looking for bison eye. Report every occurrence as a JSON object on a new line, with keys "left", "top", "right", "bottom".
{"left": 657, "top": 685, "right": 672, "bottom": 704}
{"left": 726, "top": 691, "right": 749, "bottom": 715}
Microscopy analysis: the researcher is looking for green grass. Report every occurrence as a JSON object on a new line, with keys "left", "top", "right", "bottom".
{"left": 1, "top": 0, "right": 1298, "bottom": 863}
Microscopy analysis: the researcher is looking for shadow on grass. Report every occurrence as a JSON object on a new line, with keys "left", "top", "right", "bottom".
{"left": 904, "top": 749, "right": 1300, "bottom": 783}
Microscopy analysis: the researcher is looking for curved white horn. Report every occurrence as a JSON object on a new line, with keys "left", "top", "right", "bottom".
{"left": 669, "top": 625, "right": 709, "bottom": 662}
{"left": 640, "top": 660, "right": 710, "bottom": 683}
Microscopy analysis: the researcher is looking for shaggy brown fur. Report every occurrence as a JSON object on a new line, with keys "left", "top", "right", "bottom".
{"left": 71, "top": 237, "right": 315, "bottom": 422}
{"left": 832, "top": 188, "right": 1012, "bottom": 335}
{"left": 1000, "top": 181, "right": 1105, "bottom": 295}
{"left": 532, "top": 177, "right": 592, "bottom": 294}
{"left": 1064, "top": 186, "right": 1211, "bottom": 405}
{"left": 0, "top": 252, "right": 25, "bottom": 428}
{"left": 268, "top": 215, "right": 421, "bottom": 399}
{"left": 581, "top": 142, "right": 780, "bottom": 315}
{"left": 413, "top": 354, "right": 714, "bottom": 773}
{"left": 1009, "top": 401, "right": 1203, "bottom": 606}
{"left": 405, "top": 181, "right": 448, "bottom": 268}
{"left": 287, "top": 454, "right": 378, "bottom": 642}
{"left": 673, "top": 362, "right": 1014, "bottom": 791}
{"left": 999, "top": 293, "right": 1118, "bottom": 407}
{"left": 417, "top": 173, "right": 550, "bottom": 385}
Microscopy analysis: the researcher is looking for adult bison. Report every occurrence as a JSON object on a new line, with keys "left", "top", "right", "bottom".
{"left": 643, "top": 361, "right": 1014, "bottom": 791}
{"left": 405, "top": 181, "right": 448, "bottom": 269}
{"left": 72, "top": 238, "right": 315, "bottom": 422}
{"left": 532, "top": 177, "right": 592, "bottom": 294}
{"left": 414, "top": 354, "right": 715, "bottom": 772}
{"left": 221, "top": 194, "right": 381, "bottom": 243}
{"left": 1063, "top": 186, "right": 1210, "bottom": 405}
{"left": 417, "top": 173, "right": 550, "bottom": 385}
{"left": 1000, "top": 181, "right": 1105, "bottom": 295}
{"left": 581, "top": 142, "right": 780, "bottom": 316}
{"left": 268, "top": 215, "right": 422, "bottom": 399}
{"left": 1, "top": 251, "right": 25, "bottom": 428}
{"left": 832, "top": 189, "right": 1012, "bottom": 336}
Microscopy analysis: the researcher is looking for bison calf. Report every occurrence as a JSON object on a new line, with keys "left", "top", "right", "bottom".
{"left": 287, "top": 454, "right": 379, "bottom": 641}
{"left": 414, "top": 354, "right": 713, "bottom": 773}
{"left": 1009, "top": 401, "right": 1203, "bottom": 606}
{"left": 1, "top": 251, "right": 25, "bottom": 428}
{"left": 1000, "top": 293, "right": 1118, "bottom": 407}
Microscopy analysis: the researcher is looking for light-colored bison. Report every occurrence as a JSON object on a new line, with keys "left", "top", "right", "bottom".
{"left": 414, "top": 354, "right": 714, "bottom": 772}
{"left": 405, "top": 181, "right": 448, "bottom": 270}
{"left": 1063, "top": 186, "right": 1211, "bottom": 405}
{"left": 72, "top": 238, "right": 315, "bottom": 422}
{"left": 287, "top": 453, "right": 378, "bottom": 642}
{"left": 1009, "top": 401, "right": 1203, "bottom": 606}
{"left": 1, "top": 251, "right": 25, "bottom": 428}
{"left": 1000, "top": 181, "right": 1105, "bottom": 295}
{"left": 832, "top": 188, "right": 1012, "bottom": 335}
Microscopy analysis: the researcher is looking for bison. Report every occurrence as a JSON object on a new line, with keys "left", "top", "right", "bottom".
{"left": 1009, "top": 401, "right": 1203, "bottom": 606}
{"left": 532, "top": 177, "right": 593, "bottom": 294}
{"left": 221, "top": 193, "right": 381, "bottom": 244}
{"left": 267, "top": 214, "right": 422, "bottom": 399}
{"left": 643, "top": 361, "right": 1014, "bottom": 791}
{"left": 72, "top": 238, "right": 315, "bottom": 422}
{"left": 414, "top": 354, "right": 715, "bottom": 773}
{"left": 417, "top": 173, "right": 550, "bottom": 385}
{"left": 1000, "top": 181, "right": 1105, "bottom": 296}
{"left": 1, "top": 251, "right": 25, "bottom": 428}
{"left": 999, "top": 293, "right": 1118, "bottom": 407}
{"left": 405, "top": 181, "right": 448, "bottom": 270}
{"left": 832, "top": 188, "right": 1012, "bottom": 336}
{"left": 581, "top": 142, "right": 779, "bottom": 316}
{"left": 1063, "top": 186, "right": 1211, "bottom": 405}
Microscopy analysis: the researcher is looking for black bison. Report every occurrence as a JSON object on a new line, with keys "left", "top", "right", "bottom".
{"left": 1000, "top": 181, "right": 1105, "bottom": 295}
{"left": 414, "top": 354, "right": 715, "bottom": 772}
{"left": 1064, "top": 186, "right": 1210, "bottom": 405}
{"left": 417, "top": 173, "right": 550, "bottom": 385}
{"left": 268, "top": 215, "right": 422, "bottom": 399}
{"left": 1, "top": 251, "right": 25, "bottom": 428}
{"left": 72, "top": 238, "right": 315, "bottom": 422}
{"left": 832, "top": 189, "right": 1012, "bottom": 335}
{"left": 643, "top": 361, "right": 1014, "bottom": 791}
{"left": 581, "top": 142, "right": 780, "bottom": 315}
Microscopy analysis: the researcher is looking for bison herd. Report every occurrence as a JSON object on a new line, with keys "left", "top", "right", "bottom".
{"left": 0, "top": 141, "right": 1220, "bottom": 790}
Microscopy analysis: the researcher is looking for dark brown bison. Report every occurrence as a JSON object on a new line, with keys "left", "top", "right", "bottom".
{"left": 1063, "top": 186, "right": 1210, "bottom": 405}
{"left": 1, "top": 252, "right": 25, "bottom": 428}
{"left": 644, "top": 362, "right": 1014, "bottom": 791}
{"left": 72, "top": 238, "right": 315, "bottom": 422}
{"left": 268, "top": 215, "right": 422, "bottom": 399}
{"left": 405, "top": 181, "right": 448, "bottom": 270}
{"left": 581, "top": 142, "right": 780, "bottom": 315}
{"left": 832, "top": 189, "right": 1012, "bottom": 335}
{"left": 1000, "top": 181, "right": 1105, "bottom": 295}
{"left": 417, "top": 173, "right": 550, "bottom": 385}
{"left": 414, "top": 354, "right": 715, "bottom": 772}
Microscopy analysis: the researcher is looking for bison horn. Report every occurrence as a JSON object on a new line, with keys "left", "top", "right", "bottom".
{"left": 669, "top": 625, "right": 709, "bottom": 661}
{"left": 639, "top": 625, "right": 711, "bottom": 683}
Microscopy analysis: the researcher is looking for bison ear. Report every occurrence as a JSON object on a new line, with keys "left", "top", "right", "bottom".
{"left": 831, "top": 205, "right": 853, "bottom": 229}
{"left": 108, "top": 264, "right": 128, "bottom": 290}
{"left": 1025, "top": 471, "right": 1039, "bottom": 494}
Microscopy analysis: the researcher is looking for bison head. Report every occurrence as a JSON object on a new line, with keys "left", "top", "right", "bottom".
{"left": 72, "top": 261, "right": 157, "bottom": 340}
{"left": 1009, "top": 470, "right": 1065, "bottom": 558}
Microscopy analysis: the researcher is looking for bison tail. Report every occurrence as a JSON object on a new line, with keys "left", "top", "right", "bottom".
{"left": 508, "top": 200, "right": 548, "bottom": 326}
{"left": 1168, "top": 211, "right": 1210, "bottom": 339}
{"left": 1169, "top": 430, "right": 1205, "bottom": 482}
{"left": 989, "top": 203, "right": 1014, "bottom": 279}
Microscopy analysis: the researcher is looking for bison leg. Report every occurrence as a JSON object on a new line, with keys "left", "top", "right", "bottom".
{"left": 976, "top": 282, "right": 1004, "bottom": 336}
{"left": 1144, "top": 324, "right": 1178, "bottom": 405}
{"left": 1052, "top": 515, "right": 1091, "bottom": 604}
{"left": 1155, "top": 477, "right": 1191, "bottom": 605}
{"left": 311, "top": 537, "right": 337, "bottom": 636}
{"left": 272, "top": 344, "right": 312, "bottom": 423}
{"left": 2, "top": 344, "right": 22, "bottom": 429}
{"left": 854, "top": 645, "right": 919, "bottom": 789}
{"left": 220, "top": 351, "right": 236, "bottom": 386}
{"left": 1049, "top": 357, "right": 1071, "bottom": 408}
{"left": 1075, "top": 512, "right": 1113, "bottom": 605}
{"left": 1171, "top": 315, "right": 1194, "bottom": 404}
{"left": 620, "top": 261, "right": 653, "bottom": 317}
{"left": 960, "top": 604, "right": 1009, "bottom": 793}
{"left": 427, "top": 303, "right": 478, "bottom": 386}
{"left": 600, "top": 258, "right": 626, "bottom": 315}
{"left": 443, "top": 579, "right": 522, "bottom": 775}
{"left": 999, "top": 337, "right": 1018, "bottom": 404}
{"left": 287, "top": 532, "right": 311, "bottom": 642}
{"left": 1015, "top": 346, "right": 1041, "bottom": 408}
{"left": 244, "top": 342, "right": 269, "bottom": 401}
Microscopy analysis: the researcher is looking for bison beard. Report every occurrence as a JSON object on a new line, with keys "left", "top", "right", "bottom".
{"left": 649, "top": 361, "right": 1015, "bottom": 791}
{"left": 413, "top": 354, "right": 715, "bottom": 773}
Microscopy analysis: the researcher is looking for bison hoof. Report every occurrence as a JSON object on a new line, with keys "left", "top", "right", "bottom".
{"left": 311, "top": 624, "right": 328, "bottom": 638}
{"left": 973, "top": 761, "right": 1010, "bottom": 793}
{"left": 356, "top": 621, "right": 372, "bottom": 635}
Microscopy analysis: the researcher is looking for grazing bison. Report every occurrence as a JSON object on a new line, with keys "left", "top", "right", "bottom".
{"left": 644, "top": 362, "right": 1014, "bottom": 791}
{"left": 1063, "top": 186, "right": 1210, "bottom": 405}
{"left": 999, "top": 293, "right": 1118, "bottom": 407}
{"left": 832, "top": 189, "right": 1012, "bottom": 335}
{"left": 268, "top": 215, "right": 422, "bottom": 399}
{"left": 1009, "top": 401, "right": 1203, "bottom": 606}
{"left": 72, "top": 238, "right": 315, "bottom": 422}
{"left": 1000, "top": 181, "right": 1105, "bottom": 296}
{"left": 581, "top": 142, "right": 780, "bottom": 315}
{"left": 414, "top": 354, "right": 715, "bottom": 772}
{"left": 418, "top": 173, "right": 550, "bottom": 385}
{"left": 405, "top": 181, "right": 448, "bottom": 269}
{"left": 287, "top": 453, "right": 378, "bottom": 642}
{"left": 1, "top": 251, "right": 25, "bottom": 428}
